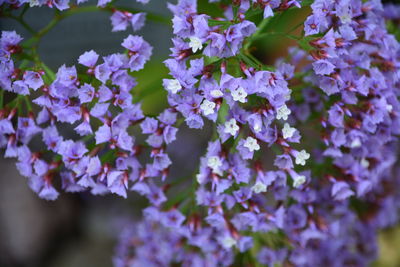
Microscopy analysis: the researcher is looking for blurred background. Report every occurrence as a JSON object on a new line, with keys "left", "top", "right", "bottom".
{"left": 1, "top": 0, "right": 400, "bottom": 266}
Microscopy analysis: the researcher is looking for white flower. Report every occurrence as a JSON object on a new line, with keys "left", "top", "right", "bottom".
{"left": 196, "top": 173, "right": 206, "bottom": 184}
{"left": 284, "top": 91, "right": 292, "bottom": 100}
{"left": 253, "top": 121, "right": 262, "bottom": 133}
{"left": 276, "top": 104, "right": 291, "bottom": 120}
{"left": 200, "top": 99, "right": 216, "bottom": 116}
{"left": 29, "top": 0, "right": 39, "bottom": 6}
{"left": 295, "top": 149, "right": 310, "bottom": 166}
{"left": 189, "top": 36, "right": 203, "bottom": 53}
{"left": 207, "top": 156, "right": 222, "bottom": 175}
{"left": 293, "top": 175, "right": 306, "bottom": 188}
{"left": 224, "top": 118, "right": 239, "bottom": 136}
{"left": 252, "top": 181, "right": 267, "bottom": 193}
{"left": 338, "top": 11, "right": 352, "bottom": 24}
{"left": 350, "top": 138, "right": 361, "bottom": 148}
{"left": 165, "top": 79, "right": 182, "bottom": 94}
{"left": 360, "top": 158, "right": 369, "bottom": 168}
{"left": 221, "top": 236, "right": 237, "bottom": 249}
{"left": 210, "top": 89, "right": 223, "bottom": 98}
{"left": 386, "top": 104, "right": 393, "bottom": 112}
{"left": 244, "top": 137, "right": 260, "bottom": 152}
{"left": 231, "top": 87, "right": 247, "bottom": 103}
{"left": 282, "top": 123, "right": 296, "bottom": 139}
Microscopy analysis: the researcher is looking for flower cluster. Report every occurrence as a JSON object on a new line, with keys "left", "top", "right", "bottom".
{"left": 1, "top": 0, "right": 400, "bottom": 266}
{"left": 0, "top": 27, "right": 181, "bottom": 201}
{"left": 1, "top": 0, "right": 149, "bottom": 10}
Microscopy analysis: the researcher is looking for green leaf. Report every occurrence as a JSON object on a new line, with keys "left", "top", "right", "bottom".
{"left": 208, "top": 19, "right": 231, "bottom": 27}
{"left": 301, "top": 0, "right": 314, "bottom": 7}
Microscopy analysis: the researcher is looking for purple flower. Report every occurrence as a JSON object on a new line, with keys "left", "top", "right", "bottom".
{"left": 95, "top": 124, "right": 134, "bottom": 152}
{"left": 52, "top": 0, "right": 69, "bottom": 10}
{"left": 78, "top": 83, "right": 95, "bottom": 103}
{"left": 17, "top": 117, "right": 41, "bottom": 144}
{"left": 328, "top": 104, "right": 345, "bottom": 128}
{"left": 304, "top": 15, "right": 320, "bottom": 36}
{"left": 312, "top": 59, "right": 335, "bottom": 75}
{"left": 55, "top": 64, "right": 77, "bottom": 87}
{"left": 23, "top": 71, "right": 44, "bottom": 90}
{"left": 274, "top": 154, "right": 294, "bottom": 169}
{"left": 233, "top": 187, "right": 252, "bottom": 208}
{"left": 59, "top": 140, "right": 88, "bottom": 165}
{"left": 107, "top": 170, "right": 128, "bottom": 198}
{"left": 12, "top": 80, "right": 29, "bottom": 95}
{"left": 39, "top": 183, "right": 60, "bottom": 201}
{"left": 258, "top": 248, "right": 287, "bottom": 266}
{"left": 331, "top": 180, "right": 354, "bottom": 201}
{"left": 1, "top": 31, "right": 22, "bottom": 53}
{"left": 78, "top": 50, "right": 99, "bottom": 68}
{"left": 285, "top": 204, "right": 307, "bottom": 230}
{"left": 42, "top": 126, "right": 63, "bottom": 152}
{"left": 110, "top": 11, "right": 146, "bottom": 32}
{"left": 161, "top": 209, "right": 185, "bottom": 228}
{"left": 121, "top": 35, "right": 152, "bottom": 71}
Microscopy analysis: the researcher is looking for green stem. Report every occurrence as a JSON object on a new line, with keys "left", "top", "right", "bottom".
{"left": 40, "top": 61, "right": 56, "bottom": 81}
{"left": 24, "top": 96, "right": 32, "bottom": 111}
{"left": 19, "top": 4, "right": 30, "bottom": 18}
{"left": 239, "top": 53, "right": 261, "bottom": 69}
{"left": 18, "top": 59, "right": 31, "bottom": 69}
{"left": 254, "top": 16, "right": 273, "bottom": 37}
{"left": 35, "top": 13, "right": 62, "bottom": 38}
{"left": 5, "top": 14, "right": 36, "bottom": 35}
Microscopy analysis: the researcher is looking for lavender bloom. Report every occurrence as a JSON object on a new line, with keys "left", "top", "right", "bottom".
{"left": 1, "top": 31, "right": 22, "bottom": 54}
{"left": 110, "top": 11, "right": 146, "bottom": 32}
{"left": 121, "top": 35, "right": 152, "bottom": 71}
{"left": 78, "top": 50, "right": 99, "bottom": 68}
{"left": 23, "top": 71, "right": 44, "bottom": 90}
{"left": 313, "top": 59, "right": 336, "bottom": 75}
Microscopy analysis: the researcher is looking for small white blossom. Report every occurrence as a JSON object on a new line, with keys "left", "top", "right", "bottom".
{"left": 231, "top": 87, "right": 247, "bottom": 103}
{"left": 386, "top": 104, "right": 393, "bottom": 112}
{"left": 224, "top": 118, "right": 239, "bottom": 136}
{"left": 243, "top": 137, "right": 260, "bottom": 152}
{"left": 200, "top": 99, "right": 216, "bottom": 116}
{"left": 350, "top": 138, "right": 361, "bottom": 148}
{"left": 196, "top": 173, "right": 206, "bottom": 184}
{"left": 210, "top": 89, "right": 223, "bottom": 98}
{"left": 284, "top": 91, "right": 292, "bottom": 100}
{"left": 293, "top": 175, "right": 306, "bottom": 188}
{"left": 295, "top": 149, "right": 310, "bottom": 166}
{"left": 221, "top": 236, "right": 237, "bottom": 249}
{"left": 276, "top": 104, "right": 291, "bottom": 120}
{"left": 189, "top": 36, "right": 203, "bottom": 53}
{"left": 253, "top": 122, "right": 262, "bottom": 133}
{"left": 360, "top": 158, "right": 369, "bottom": 168}
{"left": 338, "top": 11, "right": 352, "bottom": 24}
{"left": 252, "top": 181, "right": 267, "bottom": 193}
{"left": 282, "top": 123, "right": 296, "bottom": 139}
{"left": 165, "top": 79, "right": 182, "bottom": 94}
{"left": 29, "top": 0, "right": 39, "bottom": 6}
{"left": 207, "top": 156, "right": 222, "bottom": 175}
